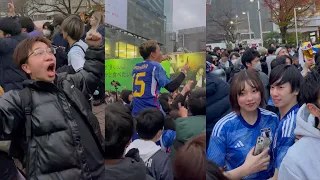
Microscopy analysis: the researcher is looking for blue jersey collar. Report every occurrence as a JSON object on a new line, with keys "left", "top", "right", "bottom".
{"left": 239, "top": 108, "right": 262, "bottom": 129}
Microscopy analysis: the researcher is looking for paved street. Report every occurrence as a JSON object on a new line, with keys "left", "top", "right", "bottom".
{"left": 92, "top": 103, "right": 105, "bottom": 137}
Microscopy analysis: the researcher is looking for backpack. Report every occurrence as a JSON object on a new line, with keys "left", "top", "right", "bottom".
{"left": 56, "top": 44, "right": 86, "bottom": 74}
{"left": 9, "top": 87, "right": 33, "bottom": 179}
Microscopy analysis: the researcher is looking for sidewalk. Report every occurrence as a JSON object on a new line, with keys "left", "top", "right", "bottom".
{"left": 92, "top": 103, "right": 105, "bottom": 137}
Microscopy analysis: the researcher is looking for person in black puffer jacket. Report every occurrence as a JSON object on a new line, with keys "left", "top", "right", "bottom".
{"left": 206, "top": 64, "right": 232, "bottom": 148}
{"left": 0, "top": 17, "right": 29, "bottom": 92}
{"left": 0, "top": 35, "right": 105, "bottom": 180}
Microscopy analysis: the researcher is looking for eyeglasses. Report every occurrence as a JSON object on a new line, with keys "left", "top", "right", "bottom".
{"left": 21, "top": 47, "right": 56, "bottom": 65}
{"left": 28, "top": 47, "right": 56, "bottom": 58}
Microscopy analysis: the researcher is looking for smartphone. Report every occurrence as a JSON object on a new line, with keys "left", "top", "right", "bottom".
{"left": 253, "top": 136, "right": 271, "bottom": 156}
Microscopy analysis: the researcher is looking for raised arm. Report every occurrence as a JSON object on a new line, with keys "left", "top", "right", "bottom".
{"left": 0, "top": 90, "right": 24, "bottom": 139}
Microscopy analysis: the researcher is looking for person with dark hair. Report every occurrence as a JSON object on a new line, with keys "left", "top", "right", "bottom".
{"left": 0, "top": 34, "right": 105, "bottom": 179}
{"left": 292, "top": 54, "right": 302, "bottom": 71}
{"left": 120, "top": 89, "right": 133, "bottom": 110}
{"left": 52, "top": 14, "right": 70, "bottom": 51}
{"left": 207, "top": 160, "right": 229, "bottom": 180}
{"left": 131, "top": 40, "right": 188, "bottom": 117}
{"left": 268, "top": 65, "right": 302, "bottom": 180}
{"left": 174, "top": 133, "right": 206, "bottom": 180}
{"left": 276, "top": 55, "right": 292, "bottom": 65}
{"left": 19, "top": 16, "right": 41, "bottom": 37}
{"left": 241, "top": 48, "right": 270, "bottom": 104}
{"left": 125, "top": 108, "right": 174, "bottom": 180}
{"left": 266, "top": 47, "right": 276, "bottom": 76}
{"left": 42, "top": 22, "right": 54, "bottom": 40}
{"left": 206, "top": 67, "right": 232, "bottom": 148}
{"left": 171, "top": 88, "right": 206, "bottom": 157}
{"left": 61, "top": 15, "right": 88, "bottom": 73}
{"left": 207, "top": 70, "right": 279, "bottom": 179}
{"left": 159, "top": 93, "right": 173, "bottom": 104}
{"left": 234, "top": 47, "right": 240, "bottom": 53}
{"left": 0, "top": 16, "right": 28, "bottom": 92}
{"left": 104, "top": 103, "right": 154, "bottom": 180}
{"left": 279, "top": 68, "right": 320, "bottom": 180}
{"left": 219, "top": 51, "right": 234, "bottom": 81}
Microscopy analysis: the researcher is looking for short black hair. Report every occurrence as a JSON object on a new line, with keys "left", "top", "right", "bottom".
{"left": 234, "top": 47, "right": 240, "bottom": 53}
{"left": 159, "top": 98, "right": 171, "bottom": 114}
{"left": 105, "top": 103, "right": 134, "bottom": 159}
{"left": 0, "top": 17, "right": 22, "bottom": 36}
{"left": 19, "top": 17, "right": 35, "bottom": 33}
{"left": 188, "top": 88, "right": 206, "bottom": 115}
{"left": 136, "top": 108, "right": 164, "bottom": 140}
{"left": 277, "top": 55, "right": 292, "bottom": 65}
{"left": 159, "top": 93, "right": 173, "bottom": 102}
{"left": 230, "top": 52, "right": 240, "bottom": 59}
{"left": 241, "top": 48, "right": 260, "bottom": 68}
{"left": 270, "top": 65, "right": 302, "bottom": 93}
{"left": 300, "top": 68, "right": 320, "bottom": 105}
{"left": 268, "top": 47, "right": 276, "bottom": 55}
{"left": 43, "top": 22, "right": 54, "bottom": 32}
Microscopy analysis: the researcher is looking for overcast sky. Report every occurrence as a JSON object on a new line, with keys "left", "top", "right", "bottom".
{"left": 172, "top": 0, "right": 206, "bottom": 31}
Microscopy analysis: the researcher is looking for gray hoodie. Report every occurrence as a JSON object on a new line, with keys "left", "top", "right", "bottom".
{"left": 125, "top": 139, "right": 174, "bottom": 180}
{"left": 105, "top": 148, "right": 154, "bottom": 180}
{"left": 279, "top": 104, "right": 320, "bottom": 180}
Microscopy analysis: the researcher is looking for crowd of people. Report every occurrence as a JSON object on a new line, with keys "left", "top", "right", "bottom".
{"left": 0, "top": 2, "right": 106, "bottom": 180}
{"left": 104, "top": 40, "right": 206, "bottom": 180}
{"left": 206, "top": 43, "right": 320, "bottom": 179}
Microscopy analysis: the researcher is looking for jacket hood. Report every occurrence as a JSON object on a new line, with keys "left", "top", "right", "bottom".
{"left": 295, "top": 104, "right": 320, "bottom": 139}
{"left": 105, "top": 149, "right": 148, "bottom": 180}
{"left": 125, "top": 139, "right": 161, "bottom": 163}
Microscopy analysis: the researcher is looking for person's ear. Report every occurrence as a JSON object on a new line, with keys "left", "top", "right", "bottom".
{"left": 246, "top": 62, "right": 252, "bottom": 68}
{"left": 21, "top": 28, "right": 27, "bottom": 33}
{"left": 21, "top": 63, "right": 31, "bottom": 75}
{"left": 306, "top": 103, "right": 320, "bottom": 117}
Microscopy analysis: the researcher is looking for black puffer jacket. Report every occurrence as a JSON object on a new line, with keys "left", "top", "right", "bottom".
{"left": 206, "top": 72, "right": 232, "bottom": 148}
{"left": 0, "top": 46, "right": 105, "bottom": 180}
{"left": 0, "top": 33, "right": 29, "bottom": 92}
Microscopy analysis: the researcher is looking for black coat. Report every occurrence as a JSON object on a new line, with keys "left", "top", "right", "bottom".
{"left": 0, "top": 46, "right": 105, "bottom": 179}
{"left": 206, "top": 72, "right": 232, "bottom": 148}
{"left": 0, "top": 33, "right": 29, "bottom": 92}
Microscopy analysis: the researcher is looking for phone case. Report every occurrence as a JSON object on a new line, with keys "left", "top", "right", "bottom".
{"left": 253, "top": 136, "right": 271, "bottom": 156}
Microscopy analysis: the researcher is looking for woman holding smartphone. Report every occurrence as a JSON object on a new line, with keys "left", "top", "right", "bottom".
{"left": 207, "top": 70, "right": 279, "bottom": 179}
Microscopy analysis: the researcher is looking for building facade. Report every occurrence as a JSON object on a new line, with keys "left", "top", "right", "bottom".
{"left": 177, "top": 26, "right": 206, "bottom": 52}
{"left": 106, "top": 0, "right": 174, "bottom": 59}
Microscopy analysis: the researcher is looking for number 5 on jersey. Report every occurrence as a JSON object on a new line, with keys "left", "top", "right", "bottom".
{"left": 133, "top": 72, "right": 146, "bottom": 97}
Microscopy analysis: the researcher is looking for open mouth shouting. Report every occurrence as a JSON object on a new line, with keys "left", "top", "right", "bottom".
{"left": 47, "top": 62, "right": 56, "bottom": 77}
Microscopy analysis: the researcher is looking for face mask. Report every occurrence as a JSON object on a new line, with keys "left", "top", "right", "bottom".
{"left": 43, "top": 29, "right": 51, "bottom": 36}
{"left": 254, "top": 61, "right": 262, "bottom": 72}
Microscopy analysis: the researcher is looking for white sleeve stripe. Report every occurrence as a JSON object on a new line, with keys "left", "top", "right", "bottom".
{"left": 214, "top": 113, "right": 237, "bottom": 137}
{"left": 212, "top": 112, "right": 236, "bottom": 136}
{"left": 287, "top": 112, "right": 295, "bottom": 137}
{"left": 282, "top": 112, "right": 295, "bottom": 138}
{"left": 151, "top": 67, "right": 157, "bottom": 96}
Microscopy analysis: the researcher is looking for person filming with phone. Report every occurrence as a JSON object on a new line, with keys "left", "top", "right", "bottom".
{"left": 207, "top": 70, "right": 279, "bottom": 179}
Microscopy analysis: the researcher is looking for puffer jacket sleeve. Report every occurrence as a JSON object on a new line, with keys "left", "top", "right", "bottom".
{"left": 66, "top": 45, "right": 105, "bottom": 97}
{"left": 0, "top": 90, "right": 24, "bottom": 139}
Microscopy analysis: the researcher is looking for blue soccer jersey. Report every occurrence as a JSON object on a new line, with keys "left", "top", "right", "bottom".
{"left": 207, "top": 108, "right": 279, "bottom": 179}
{"left": 131, "top": 60, "right": 171, "bottom": 116}
{"left": 272, "top": 104, "right": 299, "bottom": 169}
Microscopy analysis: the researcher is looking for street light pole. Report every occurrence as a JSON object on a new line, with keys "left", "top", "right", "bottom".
{"left": 236, "top": 15, "right": 239, "bottom": 42}
{"left": 294, "top": 8, "right": 299, "bottom": 48}
{"left": 257, "top": 0, "right": 263, "bottom": 47}
{"left": 247, "top": 12, "right": 252, "bottom": 40}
